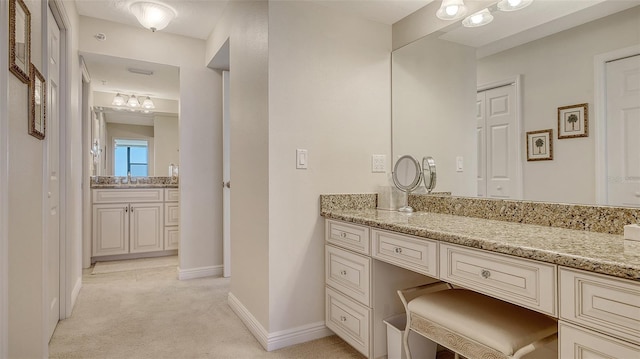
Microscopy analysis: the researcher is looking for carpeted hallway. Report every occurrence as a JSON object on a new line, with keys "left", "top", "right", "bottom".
{"left": 48, "top": 258, "right": 364, "bottom": 359}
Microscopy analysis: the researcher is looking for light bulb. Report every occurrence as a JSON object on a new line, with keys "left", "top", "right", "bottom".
{"left": 471, "top": 14, "right": 483, "bottom": 24}
{"left": 508, "top": 0, "right": 522, "bottom": 6}
{"left": 445, "top": 5, "right": 459, "bottom": 16}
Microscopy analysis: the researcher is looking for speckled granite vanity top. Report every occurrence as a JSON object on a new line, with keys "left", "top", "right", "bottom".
{"left": 90, "top": 176, "right": 178, "bottom": 189}
{"left": 321, "top": 195, "right": 640, "bottom": 281}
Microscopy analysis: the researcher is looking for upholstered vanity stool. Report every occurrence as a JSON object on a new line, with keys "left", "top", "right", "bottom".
{"left": 398, "top": 284, "right": 558, "bottom": 359}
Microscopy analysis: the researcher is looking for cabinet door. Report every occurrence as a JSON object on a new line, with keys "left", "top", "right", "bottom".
{"left": 93, "top": 204, "right": 128, "bottom": 256}
{"left": 164, "top": 226, "right": 179, "bottom": 250}
{"left": 130, "top": 203, "right": 164, "bottom": 253}
{"left": 560, "top": 322, "right": 640, "bottom": 358}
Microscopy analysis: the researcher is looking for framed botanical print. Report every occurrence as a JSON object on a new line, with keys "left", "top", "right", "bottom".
{"left": 526, "top": 129, "right": 553, "bottom": 161}
{"left": 558, "top": 103, "right": 588, "bottom": 139}
{"left": 29, "top": 64, "right": 46, "bottom": 140}
{"left": 9, "top": 0, "right": 31, "bottom": 84}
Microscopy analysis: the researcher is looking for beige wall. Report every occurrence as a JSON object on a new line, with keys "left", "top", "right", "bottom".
{"left": 154, "top": 115, "right": 179, "bottom": 175}
{"left": 267, "top": 1, "right": 392, "bottom": 333}
{"left": 79, "top": 16, "right": 223, "bottom": 274}
{"left": 206, "top": 0, "right": 271, "bottom": 331}
{"left": 477, "top": 7, "right": 640, "bottom": 204}
{"left": 0, "top": 0, "right": 8, "bottom": 354}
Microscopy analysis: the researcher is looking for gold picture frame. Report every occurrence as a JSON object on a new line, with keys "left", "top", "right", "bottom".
{"left": 558, "top": 103, "right": 588, "bottom": 139}
{"left": 9, "top": 0, "right": 31, "bottom": 84}
{"left": 29, "top": 64, "right": 46, "bottom": 140}
{"left": 526, "top": 129, "right": 553, "bottom": 161}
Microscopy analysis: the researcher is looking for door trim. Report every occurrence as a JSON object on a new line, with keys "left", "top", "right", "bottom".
{"left": 0, "top": 0, "right": 10, "bottom": 355}
{"left": 594, "top": 45, "right": 640, "bottom": 205}
{"left": 477, "top": 75, "right": 523, "bottom": 200}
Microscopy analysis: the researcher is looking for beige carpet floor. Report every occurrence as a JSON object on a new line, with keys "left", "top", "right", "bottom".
{"left": 49, "top": 262, "right": 364, "bottom": 359}
{"left": 91, "top": 256, "right": 179, "bottom": 275}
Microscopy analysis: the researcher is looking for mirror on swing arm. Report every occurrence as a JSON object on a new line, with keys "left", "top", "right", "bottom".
{"left": 392, "top": 155, "right": 437, "bottom": 213}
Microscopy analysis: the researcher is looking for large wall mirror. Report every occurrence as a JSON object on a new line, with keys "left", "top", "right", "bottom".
{"left": 81, "top": 53, "right": 180, "bottom": 177}
{"left": 392, "top": 1, "right": 640, "bottom": 207}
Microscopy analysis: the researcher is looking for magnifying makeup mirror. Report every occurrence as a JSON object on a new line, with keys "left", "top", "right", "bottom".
{"left": 392, "top": 155, "right": 423, "bottom": 213}
{"left": 423, "top": 156, "right": 437, "bottom": 193}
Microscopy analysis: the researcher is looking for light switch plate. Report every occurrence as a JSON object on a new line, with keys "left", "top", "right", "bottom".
{"left": 372, "top": 154, "right": 386, "bottom": 173}
{"left": 456, "top": 156, "right": 464, "bottom": 172}
{"left": 296, "top": 149, "right": 308, "bottom": 169}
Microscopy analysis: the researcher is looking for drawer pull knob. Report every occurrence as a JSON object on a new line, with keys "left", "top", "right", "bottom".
{"left": 340, "top": 270, "right": 347, "bottom": 276}
{"left": 340, "top": 232, "right": 347, "bottom": 238}
{"left": 481, "top": 269, "right": 491, "bottom": 279}
{"left": 340, "top": 316, "right": 347, "bottom": 322}
{"left": 394, "top": 247, "right": 403, "bottom": 254}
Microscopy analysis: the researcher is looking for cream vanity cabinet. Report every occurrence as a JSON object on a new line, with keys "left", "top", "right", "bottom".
{"left": 325, "top": 220, "right": 439, "bottom": 359}
{"left": 559, "top": 268, "right": 640, "bottom": 357}
{"left": 92, "top": 189, "right": 165, "bottom": 256}
{"left": 164, "top": 188, "right": 180, "bottom": 250}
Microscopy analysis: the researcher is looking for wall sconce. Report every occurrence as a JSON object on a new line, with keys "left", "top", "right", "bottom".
{"left": 90, "top": 139, "right": 102, "bottom": 163}
{"left": 129, "top": 1, "right": 177, "bottom": 32}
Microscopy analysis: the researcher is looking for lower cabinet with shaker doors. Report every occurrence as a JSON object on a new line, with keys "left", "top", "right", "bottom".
{"left": 92, "top": 188, "right": 170, "bottom": 258}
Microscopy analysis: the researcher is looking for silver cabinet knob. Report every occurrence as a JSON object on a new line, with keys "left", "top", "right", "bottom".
{"left": 340, "top": 232, "right": 347, "bottom": 238}
{"left": 394, "top": 247, "right": 403, "bottom": 254}
{"left": 340, "top": 316, "right": 347, "bottom": 322}
{"left": 340, "top": 270, "right": 347, "bottom": 276}
{"left": 481, "top": 269, "right": 491, "bottom": 279}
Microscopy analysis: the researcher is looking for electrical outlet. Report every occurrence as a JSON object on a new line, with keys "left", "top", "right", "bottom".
{"left": 372, "top": 155, "right": 386, "bottom": 173}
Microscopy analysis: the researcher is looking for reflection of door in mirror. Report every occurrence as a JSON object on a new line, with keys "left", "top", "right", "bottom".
{"left": 476, "top": 82, "right": 521, "bottom": 199}
{"left": 606, "top": 55, "right": 640, "bottom": 207}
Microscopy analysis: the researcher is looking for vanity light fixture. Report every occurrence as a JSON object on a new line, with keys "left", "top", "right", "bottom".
{"left": 112, "top": 93, "right": 126, "bottom": 106}
{"left": 462, "top": 8, "right": 494, "bottom": 27}
{"left": 111, "top": 93, "right": 155, "bottom": 113}
{"left": 141, "top": 96, "right": 155, "bottom": 109}
{"left": 127, "top": 94, "right": 140, "bottom": 108}
{"left": 436, "top": 0, "right": 468, "bottom": 21}
{"left": 497, "top": 0, "right": 534, "bottom": 12}
{"left": 129, "top": 1, "right": 176, "bottom": 32}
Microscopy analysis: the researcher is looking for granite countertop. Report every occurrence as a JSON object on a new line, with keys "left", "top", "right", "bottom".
{"left": 322, "top": 209, "right": 640, "bottom": 281}
{"left": 91, "top": 184, "right": 179, "bottom": 189}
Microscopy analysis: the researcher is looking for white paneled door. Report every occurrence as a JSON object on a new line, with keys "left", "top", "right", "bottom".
{"left": 47, "top": 6, "right": 61, "bottom": 341}
{"left": 477, "top": 84, "right": 520, "bottom": 199}
{"left": 606, "top": 55, "right": 640, "bottom": 207}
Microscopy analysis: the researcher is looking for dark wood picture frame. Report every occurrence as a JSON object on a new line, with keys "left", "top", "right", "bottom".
{"left": 526, "top": 129, "right": 553, "bottom": 161}
{"left": 29, "top": 64, "right": 46, "bottom": 140}
{"left": 9, "top": 0, "right": 31, "bottom": 84}
{"left": 558, "top": 103, "right": 589, "bottom": 139}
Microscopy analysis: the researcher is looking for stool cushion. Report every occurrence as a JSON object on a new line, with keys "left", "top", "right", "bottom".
{"left": 407, "top": 289, "right": 557, "bottom": 356}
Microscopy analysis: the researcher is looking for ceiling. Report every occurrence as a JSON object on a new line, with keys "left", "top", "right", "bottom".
{"left": 74, "top": 0, "right": 434, "bottom": 40}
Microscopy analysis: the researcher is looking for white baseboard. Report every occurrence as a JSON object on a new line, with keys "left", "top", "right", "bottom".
{"left": 228, "top": 292, "right": 332, "bottom": 352}
{"left": 177, "top": 265, "right": 223, "bottom": 280}
{"left": 70, "top": 276, "right": 82, "bottom": 313}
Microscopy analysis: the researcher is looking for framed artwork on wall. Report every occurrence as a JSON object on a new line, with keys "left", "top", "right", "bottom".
{"left": 29, "top": 64, "right": 46, "bottom": 140}
{"left": 526, "top": 129, "right": 553, "bottom": 161}
{"left": 9, "top": 0, "right": 31, "bottom": 84}
{"left": 558, "top": 103, "right": 588, "bottom": 139}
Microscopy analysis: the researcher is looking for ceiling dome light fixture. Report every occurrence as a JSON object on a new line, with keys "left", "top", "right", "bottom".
{"left": 497, "top": 0, "right": 534, "bottom": 12}
{"left": 129, "top": 1, "right": 177, "bottom": 32}
{"left": 436, "top": 0, "right": 468, "bottom": 21}
{"left": 462, "top": 8, "right": 494, "bottom": 27}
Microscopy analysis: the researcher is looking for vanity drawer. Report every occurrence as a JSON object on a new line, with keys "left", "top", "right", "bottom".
{"left": 559, "top": 322, "right": 640, "bottom": 358}
{"left": 325, "top": 245, "right": 371, "bottom": 306}
{"left": 164, "top": 203, "right": 180, "bottom": 226}
{"left": 371, "top": 229, "right": 438, "bottom": 277}
{"left": 559, "top": 267, "right": 640, "bottom": 345}
{"left": 326, "top": 220, "right": 370, "bottom": 255}
{"left": 326, "top": 286, "right": 371, "bottom": 358}
{"left": 440, "top": 243, "right": 557, "bottom": 316}
{"left": 93, "top": 188, "right": 163, "bottom": 203}
{"left": 165, "top": 188, "right": 179, "bottom": 202}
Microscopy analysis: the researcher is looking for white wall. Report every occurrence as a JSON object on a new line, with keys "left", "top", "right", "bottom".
{"left": 206, "top": 0, "right": 271, "bottom": 331}
{"left": 267, "top": 1, "right": 392, "bottom": 333}
{"left": 153, "top": 115, "right": 179, "bottom": 175}
{"left": 78, "top": 16, "right": 222, "bottom": 274}
{"left": 393, "top": 34, "right": 478, "bottom": 197}
{"left": 477, "top": 7, "right": 640, "bottom": 204}
{"left": 105, "top": 122, "right": 155, "bottom": 175}
{"left": 6, "top": 0, "right": 46, "bottom": 356}
{"left": 0, "top": 0, "right": 9, "bottom": 355}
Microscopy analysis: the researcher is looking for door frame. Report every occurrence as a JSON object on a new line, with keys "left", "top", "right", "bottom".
{"left": 594, "top": 45, "right": 640, "bottom": 205}
{"left": 477, "top": 75, "right": 523, "bottom": 200}
{"left": 1, "top": 0, "right": 10, "bottom": 355}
